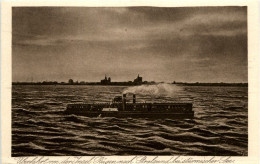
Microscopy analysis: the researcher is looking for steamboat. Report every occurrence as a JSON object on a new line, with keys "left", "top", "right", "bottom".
{"left": 65, "top": 94, "right": 194, "bottom": 119}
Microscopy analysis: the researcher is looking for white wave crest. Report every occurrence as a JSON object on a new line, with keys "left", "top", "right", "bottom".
{"left": 123, "top": 83, "right": 182, "bottom": 97}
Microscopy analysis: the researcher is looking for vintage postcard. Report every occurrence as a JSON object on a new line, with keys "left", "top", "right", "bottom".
{"left": 1, "top": 0, "right": 259, "bottom": 163}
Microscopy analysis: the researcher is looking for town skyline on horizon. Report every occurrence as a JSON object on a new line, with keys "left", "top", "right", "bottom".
{"left": 12, "top": 7, "right": 247, "bottom": 83}
{"left": 12, "top": 74, "right": 248, "bottom": 84}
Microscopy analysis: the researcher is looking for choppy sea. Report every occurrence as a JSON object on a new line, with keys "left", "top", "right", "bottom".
{"left": 12, "top": 84, "right": 248, "bottom": 156}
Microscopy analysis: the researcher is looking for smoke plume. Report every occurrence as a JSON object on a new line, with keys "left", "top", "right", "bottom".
{"left": 123, "top": 83, "right": 182, "bottom": 97}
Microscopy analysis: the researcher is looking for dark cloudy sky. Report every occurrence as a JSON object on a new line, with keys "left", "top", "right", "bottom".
{"left": 12, "top": 7, "right": 247, "bottom": 83}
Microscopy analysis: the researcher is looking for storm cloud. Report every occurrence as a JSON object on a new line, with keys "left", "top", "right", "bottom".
{"left": 12, "top": 7, "right": 247, "bottom": 83}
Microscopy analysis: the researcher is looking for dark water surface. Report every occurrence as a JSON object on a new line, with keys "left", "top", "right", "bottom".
{"left": 12, "top": 85, "right": 248, "bottom": 156}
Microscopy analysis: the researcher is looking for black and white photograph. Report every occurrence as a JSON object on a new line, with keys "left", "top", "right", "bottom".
{"left": 10, "top": 6, "right": 249, "bottom": 157}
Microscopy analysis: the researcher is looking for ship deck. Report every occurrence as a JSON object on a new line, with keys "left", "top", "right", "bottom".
{"left": 65, "top": 102, "right": 194, "bottom": 118}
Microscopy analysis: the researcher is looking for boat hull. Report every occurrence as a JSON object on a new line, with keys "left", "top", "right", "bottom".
{"left": 64, "top": 110, "right": 194, "bottom": 119}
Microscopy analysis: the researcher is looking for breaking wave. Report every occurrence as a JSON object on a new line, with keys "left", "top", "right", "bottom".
{"left": 123, "top": 83, "right": 182, "bottom": 97}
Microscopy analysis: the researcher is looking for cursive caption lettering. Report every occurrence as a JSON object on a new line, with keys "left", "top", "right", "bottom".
{"left": 14, "top": 156, "right": 235, "bottom": 164}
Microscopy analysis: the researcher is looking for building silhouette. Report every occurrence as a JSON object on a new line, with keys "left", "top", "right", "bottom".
{"left": 101, "top": 75, "right": 111, "bottom": 85}
{"left": 134, "top": 74, "right": 142, "bottom": 84}
{"left": 68, "top": 79, "right": 74, "bottom": 84}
